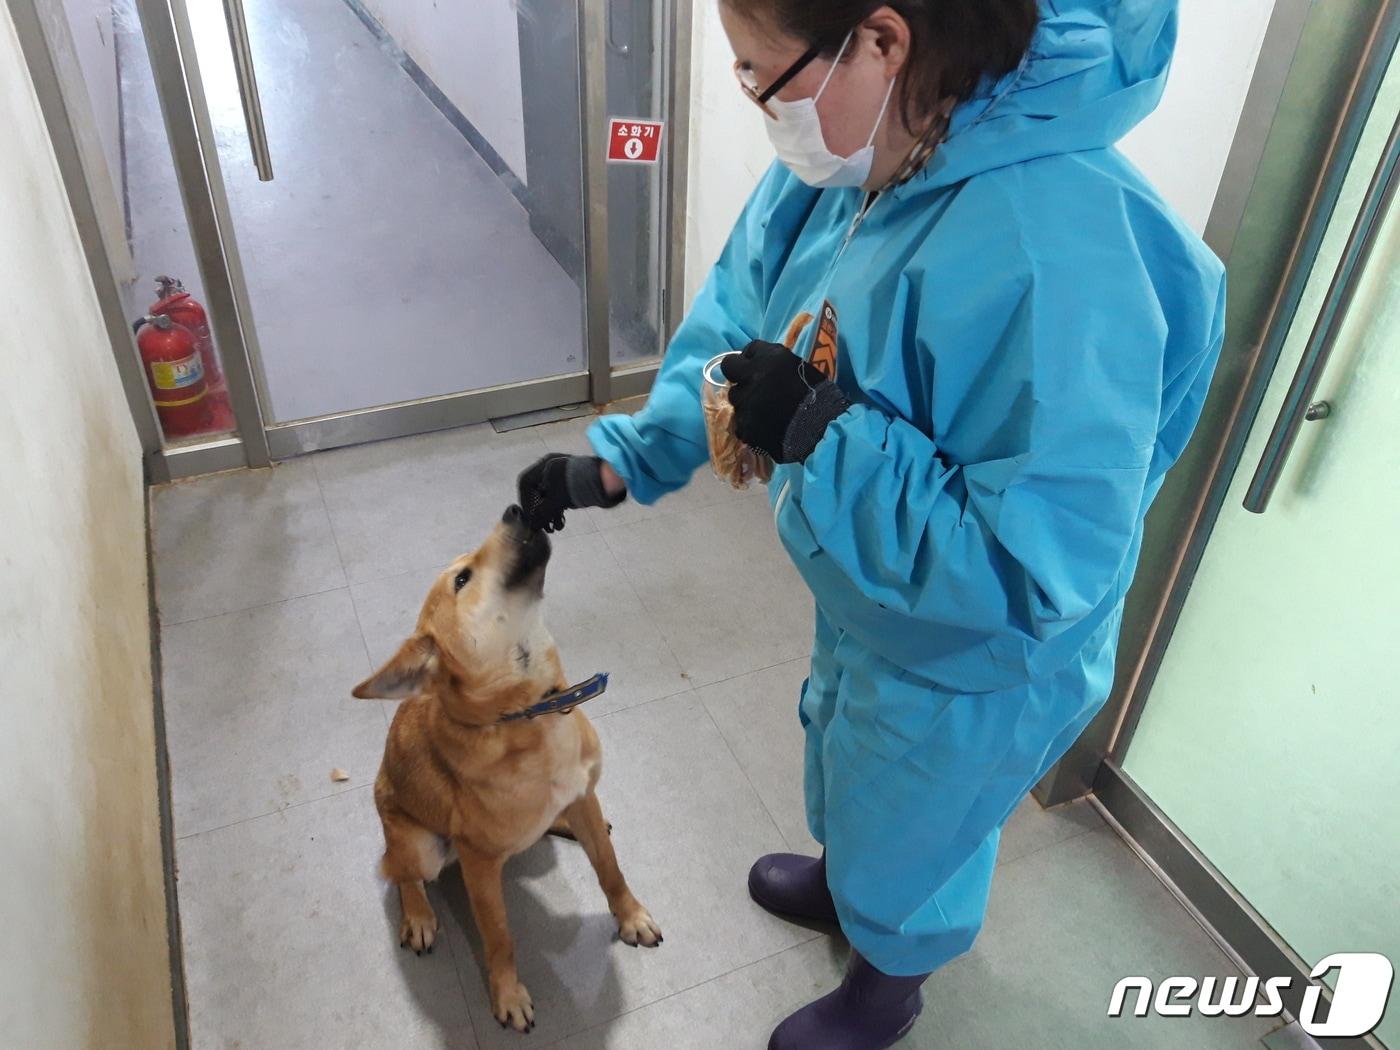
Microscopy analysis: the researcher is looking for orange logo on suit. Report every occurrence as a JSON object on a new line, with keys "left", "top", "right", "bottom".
{"left": 809, "top": 301, "right": 840, "bottom": 381}
{"left": 780, "top": 300, "right": 840, "bottom": 382}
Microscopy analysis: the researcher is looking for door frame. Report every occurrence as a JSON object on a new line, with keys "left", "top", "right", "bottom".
{"left": 1034, "top": 3, "right": 1399, "bottom": 1044}
{"left": 13, "top": 0, "right": 685, "bottom": 482}
{"left": 1034, "top": 0, "right": 1400, "bottom": 808}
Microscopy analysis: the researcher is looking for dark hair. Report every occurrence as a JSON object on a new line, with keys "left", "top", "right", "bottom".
{"left": 726, "top": 0, "right": 1039, "bottom": 131}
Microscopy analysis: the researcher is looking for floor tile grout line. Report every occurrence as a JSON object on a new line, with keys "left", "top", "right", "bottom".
{"left": 689, "top": 652, "right": 812, "bottom": 694}
{"left": 604, "top": 660, "right": 1103, "bottom": 863}
{"left": 340, "top": 575, "right": 390, "bottom": 728}
{"left": 588, "top": 684, "right": 698, "bottom": 726}
{"left": 311, "top": 432, "right": 745, "bottom": 592}
{"left": 309, "top": 425, "right": 557, "bottom": 587}
{"left": 344, "top": 585, "right": 382, "bottom": 675}
{"left": 995, "top": 820, "right": 1111, "bottom": 873}
{"left": 583, "top": 656, "right": 814, "bottom": 730}
{"left": 308, "top": 450, "right": 390, "bottom": 677}
{"left": 697, "top": 697, "right": 799, "bottom": 852}
{"left": 590, "top": 529, "right": 692, "bottom": 684}
{"left": 160, "top": 581, "right": 353, "bottom": 629}
{"left": 174, "top": 783, "right": 374, "bottom": 842}
{"left": 431, "top": 887, "right": 488, "bottom": 1050}
{"left": 310, "top": 450, "right": 386, "bottom": 721}
{"left": 593, "top": 519, "right": 811, "bottom": 696}
{"left": 335, "top": 500, "right": 593, "bottom": 593}
{"left": 307, "top": 452, "right": 353, "bottom": 588}
{"left": 1061, "top": 822, "right": 1267, "bottom": 987}
{"left": 590, "top": 686, "right": 700, "bottom": 728}
{"left": 546, "top": 934, "right": 833, "bottom": 1049}
{"left": 309, "top": 452, "right": 354, "bottom": 587}
{"left": 327, "top": 516, "right": 790, "bottom": 700}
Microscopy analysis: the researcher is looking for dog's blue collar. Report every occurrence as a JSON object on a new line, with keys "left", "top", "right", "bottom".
{"left": 497, "top": 672, "right": 609, "bottom": 724}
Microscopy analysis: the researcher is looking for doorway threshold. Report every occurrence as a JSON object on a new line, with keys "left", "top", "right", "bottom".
{"left": 490, "top": 402, "right": 595, "bottom": 433}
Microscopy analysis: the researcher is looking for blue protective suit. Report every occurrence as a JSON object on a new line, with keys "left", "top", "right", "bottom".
{"left": 589, "top": 0, "right": 1225, "bottom": 976}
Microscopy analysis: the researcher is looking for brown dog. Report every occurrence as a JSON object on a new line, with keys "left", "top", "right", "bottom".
{"left": 352, "top": 505, "right": 661, "bottom": 1032}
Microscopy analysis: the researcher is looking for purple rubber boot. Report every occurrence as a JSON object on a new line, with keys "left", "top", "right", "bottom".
{"left": 747, "top": 851, "right": 839, "bottom": 924}
{"left": 768, "top": 952, "right": 929, "bottom": 1050}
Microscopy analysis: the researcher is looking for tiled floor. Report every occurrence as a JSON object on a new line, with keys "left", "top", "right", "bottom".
{"left": 153, "top": 419, "right": 1277, "bottom": 1049}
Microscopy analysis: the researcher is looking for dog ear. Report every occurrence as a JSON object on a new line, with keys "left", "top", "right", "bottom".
{"left": 352, "top": 634, "right": 439, "bottom": 699}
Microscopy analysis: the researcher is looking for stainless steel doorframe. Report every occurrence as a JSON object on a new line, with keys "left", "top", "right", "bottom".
{"left": 1091, "top": 760, "right": 1384, "bottom": 1050}
{"left": 1244, "top": 106, "right": 1400, "bottom": 513}
{"left": 131, "top": 0, "right": 272, "bottom": 468}
{"left": 263, "top": 373, "right": 591, "bottom": 459}
{"left": 661, "top": 0, "right": 694, "bottom": 345}
{"left": 157, "top": 373, "right": 593, "bottom": 480}
{"left": 581, "top": 0, "right": 613, "bottom": 405}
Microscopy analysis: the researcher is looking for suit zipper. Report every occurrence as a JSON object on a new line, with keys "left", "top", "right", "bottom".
{"left": 773, "top": 192, "right": 879, "bottom": 532}
{"left": 821, "top": 191, "right": 878, "bottom": 287}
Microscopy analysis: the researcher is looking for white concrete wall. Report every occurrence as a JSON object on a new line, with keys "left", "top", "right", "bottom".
{"left": 0, "top": 8, "right": 174, "bottom": 1049}
{"left": 1118, "top": 0, "right": 1276, "bottom": 234}
{"left": 683, "top": 1, "right": 777, "bottom": 306}
{"left": 683, "top": 0, "right": 1279, "bottom": 305}
{"left": 363, "top": 0, "right": 528, "bottom": 182}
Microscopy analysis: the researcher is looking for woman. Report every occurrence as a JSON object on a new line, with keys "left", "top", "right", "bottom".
{"left": 518, "top": 1, "right": 1225, "bottom": 1047}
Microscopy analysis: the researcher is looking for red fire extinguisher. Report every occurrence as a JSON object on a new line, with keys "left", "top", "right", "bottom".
{"left": 147, "top": 275, "right": 234, "bottom": 432}
{"left": 150, "top": 275, "right": 220, "bottom": 384}
{"left": 135, "top": 313, "right": 210, "bottom": 439}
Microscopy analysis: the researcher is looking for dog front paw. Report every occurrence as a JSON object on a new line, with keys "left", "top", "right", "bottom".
{"left": 491, "top": 977, "right": 535, "bottom": 1033}
{"left": 399, "top": 907, "right": 438, "bottom": 954}
{"left": 617, "top": 903, "right": 663, "bottom": 948}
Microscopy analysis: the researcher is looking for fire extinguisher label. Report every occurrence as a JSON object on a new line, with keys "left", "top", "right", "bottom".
{"left": 151, "top": 353, "right": 204, "bottom": 390}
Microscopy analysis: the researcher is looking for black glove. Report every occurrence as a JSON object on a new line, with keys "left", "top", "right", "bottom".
{"left": 720, "top": 341, "right": 851, "bottom": 464}
{"left": 517, "top": 453, "right": 625, "bottom": 533}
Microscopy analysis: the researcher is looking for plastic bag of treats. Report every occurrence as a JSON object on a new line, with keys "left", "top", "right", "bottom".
{"left": 702, "top": 353, "right": 774, "bottom": 490}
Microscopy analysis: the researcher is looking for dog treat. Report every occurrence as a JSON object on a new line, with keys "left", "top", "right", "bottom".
{"left": 330, "top": 767, "right": 350, "bottom": 783}
{"left": 702, "top": 355, "right": 774, "bottom": 490}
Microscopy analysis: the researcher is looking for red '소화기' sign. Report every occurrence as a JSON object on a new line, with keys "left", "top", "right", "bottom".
{"left": 607, "top": 119, "right": 664, "bottom": 163}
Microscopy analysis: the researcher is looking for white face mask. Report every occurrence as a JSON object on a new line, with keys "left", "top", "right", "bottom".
{"left": 763, "top": 30, "right": 897, "bottom": 189}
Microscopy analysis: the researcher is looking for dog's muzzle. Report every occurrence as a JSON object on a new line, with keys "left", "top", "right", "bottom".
{"left": 502, "top": 505, "right": 551, "bottom": 590}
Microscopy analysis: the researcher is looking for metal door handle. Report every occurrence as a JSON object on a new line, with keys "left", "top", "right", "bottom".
{"left": 1304, "top": 401, "right": 1332, "bottom": 421}
{"left": 221, "top": 0, "right": 274, "bottom": 180}
{"left": 1243, "top": 109, "right": 1400, "bottom": 514}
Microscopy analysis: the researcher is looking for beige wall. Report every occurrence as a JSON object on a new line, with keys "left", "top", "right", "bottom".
{"left": 0, "top": 7, "right": 175, "bottom": 1050}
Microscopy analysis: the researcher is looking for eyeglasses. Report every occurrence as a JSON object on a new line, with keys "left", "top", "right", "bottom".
{"left": 733, "top": 44, "right": 822, "bottom": 119}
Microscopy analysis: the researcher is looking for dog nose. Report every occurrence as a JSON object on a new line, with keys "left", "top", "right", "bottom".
{"left": 503, "top": 504, "right": 524, "bottom": 525}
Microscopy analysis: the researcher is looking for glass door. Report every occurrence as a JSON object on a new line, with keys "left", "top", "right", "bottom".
{"left": 1119, "top": 51, "right": 1399, "bottom": 1047}
{"left": 40, "top": 0, "right": 678, "bottom": 473}
{"left": 18, "top": 0, "right": 255, "bottom": 463}
{"left": 181, "top": 0, "right": 613, "bottom": 444}
{"left": 28, "top": 0, "right": 678, "bottom": 474}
